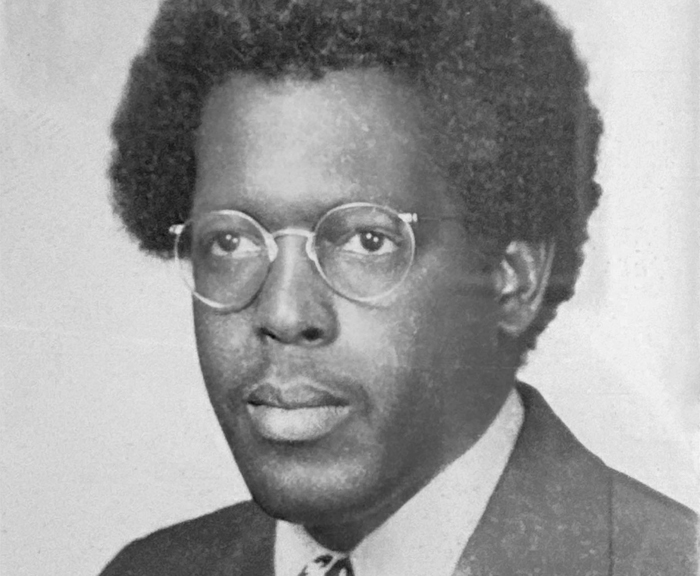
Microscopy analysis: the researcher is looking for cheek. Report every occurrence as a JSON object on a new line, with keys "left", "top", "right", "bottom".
{"left": 384, "top": 262, "right": 502, "bottom": 404}
{"left": 193, "top": 305, "right": 263, "bottom": 396}
{"left": 337, "top": 301, "right": 444, "bottom": 428}
{"left": 407, "top": 280, "right": 498, "bottom": 359}
{"left": 423, "top": 293, "right": 498, "bottom": 367}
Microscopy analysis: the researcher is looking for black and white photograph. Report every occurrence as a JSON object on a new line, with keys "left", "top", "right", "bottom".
{"left": 1, "top": 1, "right": 698, "bottom": 575}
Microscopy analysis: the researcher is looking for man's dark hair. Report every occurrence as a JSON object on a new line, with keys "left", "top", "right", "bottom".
{"left": 110, "top": 0, "right": 603, "bottom": 357}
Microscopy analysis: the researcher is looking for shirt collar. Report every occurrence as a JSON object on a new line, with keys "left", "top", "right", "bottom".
{"left": 275, "top": 389, "right": 524, "bottom": 576}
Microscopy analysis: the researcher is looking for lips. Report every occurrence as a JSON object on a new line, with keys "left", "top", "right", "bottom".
{"left": 246, "top": 382, "right": 349, "bottom": 409}
{"left": 244, "top": 380, "right": 352, "bottom": 443}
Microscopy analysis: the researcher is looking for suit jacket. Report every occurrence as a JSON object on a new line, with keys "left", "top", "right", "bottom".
{"left": 100, "top": 384, "right": 698, "bottom": 576}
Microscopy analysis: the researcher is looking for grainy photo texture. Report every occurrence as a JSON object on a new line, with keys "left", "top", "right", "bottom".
{"left": 1, "top": 1, "right": 697, "bottom": 575}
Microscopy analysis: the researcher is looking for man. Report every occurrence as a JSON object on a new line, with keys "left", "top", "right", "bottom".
{"left": 101, "top": 0, "right": 697, "bottom": 574}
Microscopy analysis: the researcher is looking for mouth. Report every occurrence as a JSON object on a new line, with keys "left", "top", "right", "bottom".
{"left": 244, "top": 381, "right": 352, "bottom": 443}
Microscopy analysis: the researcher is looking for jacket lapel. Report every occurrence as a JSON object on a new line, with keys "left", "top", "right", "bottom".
{"left": 454, "top": 383, "right": 612, "bottom": 576}
{"left": 216, "top": 502, "right": 276, "bottom": 576}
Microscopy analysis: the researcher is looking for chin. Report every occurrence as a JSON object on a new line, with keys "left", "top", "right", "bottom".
{"left": 251, "top": 479, "right": 354, "bottom": 526}
{"left": 231, "top": 435, "right": 390, "bottom": 528}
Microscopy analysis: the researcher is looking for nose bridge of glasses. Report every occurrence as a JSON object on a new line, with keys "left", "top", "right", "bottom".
{"left": 271, "top": 228, "right": 314, "bottom": 240}
{"left": 269, "top": 227, "right": 318, "bottom": 265}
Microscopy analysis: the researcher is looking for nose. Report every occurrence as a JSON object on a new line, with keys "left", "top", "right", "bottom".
{"left": 254, "top": 234, "right": 338, "bottom": 346}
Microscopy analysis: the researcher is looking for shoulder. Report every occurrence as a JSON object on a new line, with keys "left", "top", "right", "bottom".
{"left": 611, "top": 470, "right": 698, "bottom": 575}
{"left": 510, "top": 383, "right": 697, "bottom": 574}
{"left": 99, "top": 500, "right": 275, "bottom": 576}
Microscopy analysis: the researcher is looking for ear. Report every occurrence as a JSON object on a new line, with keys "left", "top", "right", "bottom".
{"left": 494, "top": 241, "right": 555, "bottom": 337}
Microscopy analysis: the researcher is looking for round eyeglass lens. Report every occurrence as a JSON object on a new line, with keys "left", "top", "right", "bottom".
{"left": 314, "top": 204, "right": 415, "bottom": 301}
{"left": 175, "top": 211, "right": 272, "bottom": 310}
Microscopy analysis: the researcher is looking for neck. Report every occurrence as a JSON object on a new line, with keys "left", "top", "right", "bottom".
{"left": 303, "top": 460, "right": 438, "bottom": 552}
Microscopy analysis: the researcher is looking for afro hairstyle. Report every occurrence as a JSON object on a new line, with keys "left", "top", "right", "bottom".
{"left": 110, "top": 0, "right": 603, "bottom": 357}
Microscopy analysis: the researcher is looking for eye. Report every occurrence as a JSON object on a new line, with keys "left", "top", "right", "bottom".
{"left": 340, "top": 229, "right": 399, "bottom": 256}
{"left": 208, "top": 231, "right": 261, "bottom": 258}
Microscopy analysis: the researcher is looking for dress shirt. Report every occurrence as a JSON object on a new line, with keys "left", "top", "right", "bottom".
{"left": 275, "top": 389, "right": 524, "bottom": 576}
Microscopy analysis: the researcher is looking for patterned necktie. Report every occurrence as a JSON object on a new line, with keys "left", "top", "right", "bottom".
{"left": 297, "top": 554, "right": 354, "bottom": 576}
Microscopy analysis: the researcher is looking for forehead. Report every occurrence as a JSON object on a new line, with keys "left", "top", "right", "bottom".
{"left": 193, "top": 69, "right": 450, "bottom": 223}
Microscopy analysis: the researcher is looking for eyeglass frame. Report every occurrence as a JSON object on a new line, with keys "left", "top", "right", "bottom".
{"left": 169, "top": 201, "right": 462, "bottom": 310}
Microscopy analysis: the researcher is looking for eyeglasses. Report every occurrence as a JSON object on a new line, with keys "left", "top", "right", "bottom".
{"left": 169, "top": 202, "right": 454, "bottom": 311}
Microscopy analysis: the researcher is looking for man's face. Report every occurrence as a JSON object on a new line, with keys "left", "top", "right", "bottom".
{"left": 192, "top": 70, "right": 510, "bottom": 542}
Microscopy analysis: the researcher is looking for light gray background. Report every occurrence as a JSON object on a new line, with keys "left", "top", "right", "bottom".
{"left": 1, "top": 1, "right": 698, "bottom": 575}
